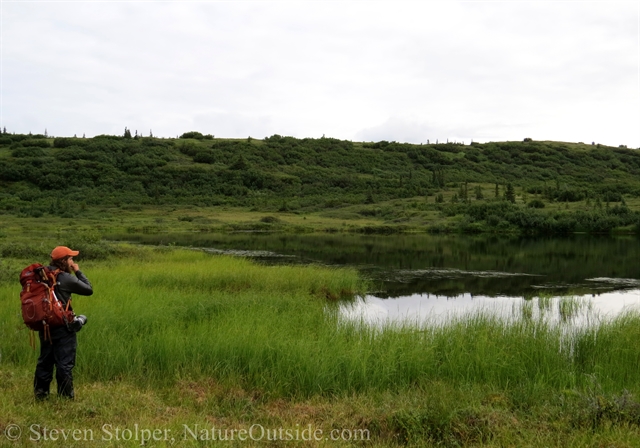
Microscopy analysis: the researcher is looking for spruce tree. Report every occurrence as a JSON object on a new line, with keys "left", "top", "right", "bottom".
{"left": 365, "top": 188, "right": 375, "bottom": 204}
{"left": 474, "top": 185, "right": 483, "bottom": 200}
{"left": 458, "top": 182, "right": 468, "bottom": 202}
{"left": 505, "top": 183, "right": 516, "bottom": 203}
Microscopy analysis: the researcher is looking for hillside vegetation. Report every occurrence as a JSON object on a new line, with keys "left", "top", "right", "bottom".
{"left": 1, "top": 131, "right": 639, "bottom": 234}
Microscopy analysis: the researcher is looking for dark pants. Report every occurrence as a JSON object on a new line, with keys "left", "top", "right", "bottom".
{"left": 34, "top": 329, "right": 77, "bottom": 399}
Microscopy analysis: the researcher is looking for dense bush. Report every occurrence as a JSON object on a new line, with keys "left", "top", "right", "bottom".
{"left": 180, "top": 131, "right": 214, "bottom": 140}
{"left": 53, "top": 137, "right": 87, "bottom": 148}
{"left": 11, "top": 147, "right": 46, "bottom": 158}
{"left": 1, "top": 132, "right": 640, "bottom": 234}
{"left": 455, "top": 200, "right": 640, "bottom": 235}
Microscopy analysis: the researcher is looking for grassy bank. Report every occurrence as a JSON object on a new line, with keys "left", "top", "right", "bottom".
{"left": 1, "top": 201, "right": 639, "bottom": 241}
{"left": 2, "top": 248, "right": 640, "bottom": 446}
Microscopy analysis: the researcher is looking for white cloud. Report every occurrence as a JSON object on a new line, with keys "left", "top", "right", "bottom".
{"left": 1, "top": 1, "right": 638, "bottom": 146}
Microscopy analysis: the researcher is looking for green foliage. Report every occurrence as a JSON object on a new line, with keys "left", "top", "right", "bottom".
{"left": 180, "top": 131, "right": 213, "bottom": 140}
{"left": 229, "top": 154, "right": 249, "bottom": 170}
{"left": 259, "top": 215, "right": 280, "bottom": 223}
{"left": 12, "top": 138, "right": 51, "bottom": 148}
{"left": 505, "top": 183, "right": 516, "bottom": 203}
{"left": 1, "top": 133, "right": 640, "bottom": 234}
{"left": 474, "top": 185, "right": 483, "bottom": 200}
{"left": 4, "top": 249, "right": 640, "bottom": 406}
{"left": 365, "top": 188, "right": 375, "bottom": 204}
{"left": 53, "top": 137, "right": 87, "bottom": 148}
{"left": 0, "top": 240, "right": 51, "bottom": 259}
{"left": 458, "top": 182, "right": 468, "bottom": 202}
{"left": 62, "top": 230, "right": 116, "bottom": 260}
{"left": 390, "top": 405, "right": 492, "bottom": 446}
{"left": 453, "top": 200, "right": 640, "bottom": 234}
{"left": 11, "top": 146, "right": 46, "bottom": 158}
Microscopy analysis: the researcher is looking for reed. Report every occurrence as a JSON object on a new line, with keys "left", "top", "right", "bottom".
{"left": 2, "top": 249, "right": 640, "bottom": 401}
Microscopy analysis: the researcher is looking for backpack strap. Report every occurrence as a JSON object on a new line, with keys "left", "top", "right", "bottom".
{"left": 50, "top": 268, "right": 73, "bottom": 331}
{"left": 39, "top": 275, "right": 55, "bottom": 344}
{"left": 43, "top": 324, "right": 51, "bottom": 344}
{"left": 47, "top": 268, "right": 61, "bottom": 286}
{"left": 44, "top": 268, "right": 71, "bottom": 340}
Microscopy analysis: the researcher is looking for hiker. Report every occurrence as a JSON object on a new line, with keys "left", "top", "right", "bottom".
{"left": 33, "top": 246, "right": 93, "bottom": 400}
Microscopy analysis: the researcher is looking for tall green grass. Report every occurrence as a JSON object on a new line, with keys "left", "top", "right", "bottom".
{"left": 2, "top": 249, "right": 640, "bottom": 400}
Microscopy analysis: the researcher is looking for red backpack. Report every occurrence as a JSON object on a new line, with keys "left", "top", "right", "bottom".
{"left": 20, "top": 263, "right": 75, "bottom": 343}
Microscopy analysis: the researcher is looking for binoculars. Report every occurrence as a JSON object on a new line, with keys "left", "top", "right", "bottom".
{"left": 70, "top": 315, "right": 87, "bottom": 332}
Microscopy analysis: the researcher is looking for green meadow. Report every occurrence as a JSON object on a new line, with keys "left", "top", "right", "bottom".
{"left": 2, "top": 243, "right": 640, "bottom": 446}
{"left": 2, "top": 133, "right": 640, "bottom": 445}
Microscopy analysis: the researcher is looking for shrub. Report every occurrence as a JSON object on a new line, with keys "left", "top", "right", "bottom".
{"left": 192, "top": 151, "right": 217, "bottom": 164}
{"left": 19, "top": 139, "right": 50, "bottom": 148}
{"left": 63, "top": 231, "right": 115, "bottom": 260}
{"left": 11, "top": 147, "right": 45, "bottom": 158}
{"left": 528, "top": 199, "right": 545, "bottom": 209}
{"left": 358, "top": 208, "right": 382, "bottom": 217}
{"left": 53, "top": 137, "right": 86, "bottom": 148}
{"left": 180, "top": 131, "right": 204, "bottom": 139}
{"left": 0, "top": 241, "right": 50, "bottom": 259}
{"left": 603, "top": 191, "right": 623, "bottom": 202}
{"left": 180, "top": 132, "right": 214, "bottom": 140}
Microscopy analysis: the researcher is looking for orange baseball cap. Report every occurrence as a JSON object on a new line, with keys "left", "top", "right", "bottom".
{"left": 51, "top": 246, "right": 79, "bottom": 260}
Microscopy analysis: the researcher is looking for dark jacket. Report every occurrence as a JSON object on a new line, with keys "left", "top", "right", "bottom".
{"left": 46, "top": 268, "right": 93, "bottom": 338}
{"left": 52, "top": 269, "right": 93, "bottom": 308}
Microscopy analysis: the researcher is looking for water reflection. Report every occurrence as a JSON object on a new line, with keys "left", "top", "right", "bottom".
{"left": 369, "top": 268, "right": 640, "bottom": 299}
{"left": 341, "top": 289, "right": 640, "bottom": 327}
{"left": 110, "top": 232, "right": 640, "bottom": 323}
{"left": 110, "top": 233, "right": 640, "bottom": 297}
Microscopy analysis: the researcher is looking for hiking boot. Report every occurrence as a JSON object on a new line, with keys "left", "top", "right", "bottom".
{"left": 34, "top": 389, "right": 49, "bottom": 401}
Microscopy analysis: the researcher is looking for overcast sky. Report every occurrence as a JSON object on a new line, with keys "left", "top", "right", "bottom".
{"left": 2, "top": 1, "right": 639, "bottom": 147}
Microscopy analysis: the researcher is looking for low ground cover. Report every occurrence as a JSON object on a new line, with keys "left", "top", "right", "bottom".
{"left": 1, "top": 199, "right": 639, "bottom": 239}
{"left": 2, "top": 247, "right": 640, "bottom": 446}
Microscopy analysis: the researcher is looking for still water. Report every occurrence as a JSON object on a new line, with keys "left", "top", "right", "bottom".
{"left": 109, "top": 233, "right": 640, "bottom": 325}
